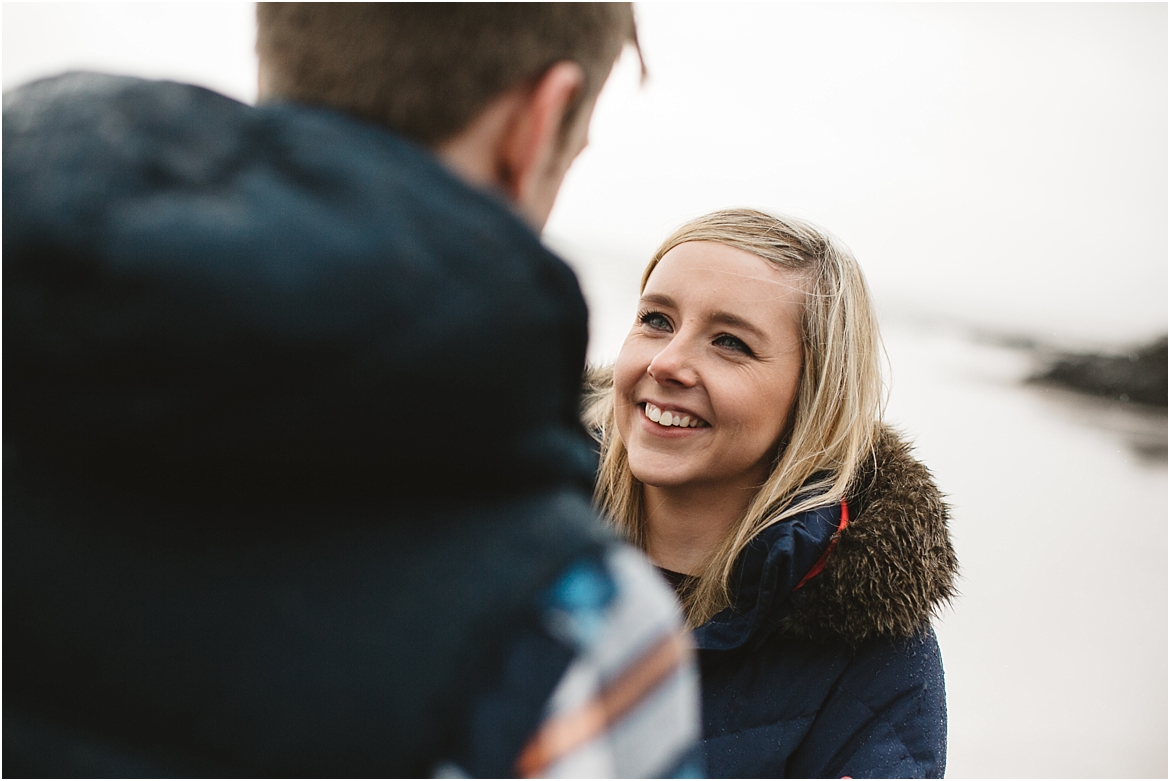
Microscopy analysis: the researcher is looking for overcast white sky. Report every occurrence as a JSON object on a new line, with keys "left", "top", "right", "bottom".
{"left": 5, "top": 2, "right": 1166, "bottom": 358}
{"left": 4, "top": 7, "right": 1167, "bottom": 776}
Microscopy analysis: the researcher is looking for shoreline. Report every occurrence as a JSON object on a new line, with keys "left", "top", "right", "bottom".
{"left": 1028, "top": 334, "right": 1167, "bottom": 409}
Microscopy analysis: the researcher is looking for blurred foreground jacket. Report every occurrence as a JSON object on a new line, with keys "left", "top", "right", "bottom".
{"left": 3, "top": 73, "right": 700, "bottom": 777}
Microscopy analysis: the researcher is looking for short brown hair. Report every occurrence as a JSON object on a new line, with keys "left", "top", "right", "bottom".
{"left": 256, "top": 2, "right": 640, "bottom": 146}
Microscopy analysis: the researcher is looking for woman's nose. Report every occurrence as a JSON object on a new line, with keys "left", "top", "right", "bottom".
{"left": 647, "top": 337, "right": 698, "bottom": 387}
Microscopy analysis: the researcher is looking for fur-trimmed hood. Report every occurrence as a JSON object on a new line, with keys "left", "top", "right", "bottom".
{"left": 690, "top": 425, "right": 957, "bottom": 651}
{"left": 780, "top": 425, "right": 959, "bottom": 645}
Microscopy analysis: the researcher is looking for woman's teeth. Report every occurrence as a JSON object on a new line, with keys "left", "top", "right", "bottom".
{"left": 645, "top": 402, "right": 704, "bottom": 428}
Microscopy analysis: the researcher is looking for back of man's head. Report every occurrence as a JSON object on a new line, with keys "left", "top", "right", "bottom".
{"left": 256, "top": 3, "right": 639, "bottom": 147}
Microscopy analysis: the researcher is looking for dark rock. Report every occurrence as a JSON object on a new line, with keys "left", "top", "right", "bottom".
{"left": 1031, "top": 335, "right": 1167, "bottom": 408}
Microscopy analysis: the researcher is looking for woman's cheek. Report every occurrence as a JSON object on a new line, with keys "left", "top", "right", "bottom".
{"left": 613, "top": 342, "right": 648, "bottom": 398}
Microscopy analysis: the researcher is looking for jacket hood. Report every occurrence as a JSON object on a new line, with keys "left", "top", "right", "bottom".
{"left": 691, "top": 425, "right": 958, "bottom": 651}
{"left": 781, "top": 425, "right": 959, "bottom": 645}
{"left": 4, "top": 73, "right": 597, "bottom": 506}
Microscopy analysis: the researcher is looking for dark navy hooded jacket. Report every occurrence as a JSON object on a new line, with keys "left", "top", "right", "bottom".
{"left": 3, "top": 73, "right": 614, "bottom": 777}
{"left": 690, "top": 426, "right": 958, "bottom": 778}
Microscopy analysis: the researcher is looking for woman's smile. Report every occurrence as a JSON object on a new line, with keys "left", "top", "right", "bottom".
{"left": 640, "top": 401, "right": 709, "bottom": 429}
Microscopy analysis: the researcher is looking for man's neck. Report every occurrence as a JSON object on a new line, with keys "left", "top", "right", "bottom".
{"left": 433, "top": 89, "right": 528, "bottom": 206}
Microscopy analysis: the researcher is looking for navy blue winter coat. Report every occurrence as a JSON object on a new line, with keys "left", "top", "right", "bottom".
{"left": 3, "top": 73, "right": 612, "bottom": 777}
{"left": 692, "top": 426, "right": 958, "bottom": 778}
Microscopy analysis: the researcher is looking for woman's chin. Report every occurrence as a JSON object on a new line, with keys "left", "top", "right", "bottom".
{"left": 627, "top": 457, "right": 701, "bottom": 491}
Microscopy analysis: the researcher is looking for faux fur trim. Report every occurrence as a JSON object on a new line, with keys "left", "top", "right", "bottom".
{"left": 780, "top": 425, "right": 959, "bottom": 645}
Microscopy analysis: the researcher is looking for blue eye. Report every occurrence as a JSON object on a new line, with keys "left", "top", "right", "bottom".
{"left": 714, "top": 334, "right": 753, "bottom": 356}
{"left": 638, "top": 311, "right": 672, "bottom": 331}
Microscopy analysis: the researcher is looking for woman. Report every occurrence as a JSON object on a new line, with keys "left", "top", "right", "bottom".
{"left": 585, "top": 209, "right": 958, "bottom": 778}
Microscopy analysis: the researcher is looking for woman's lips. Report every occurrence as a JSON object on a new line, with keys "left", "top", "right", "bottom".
{"left": 642, "top": 402, "right": 709, "bottom": 429}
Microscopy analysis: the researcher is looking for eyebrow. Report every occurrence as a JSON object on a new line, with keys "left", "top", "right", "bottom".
{"left": 639, "top": 292, "right": 769, "bottom": 341}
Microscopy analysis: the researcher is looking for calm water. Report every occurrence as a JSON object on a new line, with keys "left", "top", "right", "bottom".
{"left": 557, "top": 238, "right": 1168, "bottom": 778}
{"left": 881, "top": 318, "right": 1166, "bottom": 778}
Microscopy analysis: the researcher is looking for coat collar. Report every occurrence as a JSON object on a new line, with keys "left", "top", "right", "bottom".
{"left": 695, "top": 425, "right": 959, "bottom": 651}
{"left": 5, "top": 73, "right": 597, "bottom": 506}
{"left": 693, "top": 501, "right": 841, "bottom": 651}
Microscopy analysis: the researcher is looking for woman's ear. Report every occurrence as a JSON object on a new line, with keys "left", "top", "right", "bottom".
{"left": 498, "top": 61, "right": 590, "bottom": 228}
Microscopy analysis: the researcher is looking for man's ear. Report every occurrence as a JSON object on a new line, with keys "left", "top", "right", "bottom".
{"left": 498, "top": 61, "right": 587, "bottom": 212}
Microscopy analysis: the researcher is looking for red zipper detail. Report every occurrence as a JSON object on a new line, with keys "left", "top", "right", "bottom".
{"left": 794, "top": 499, "right": 850, "bottom": 591}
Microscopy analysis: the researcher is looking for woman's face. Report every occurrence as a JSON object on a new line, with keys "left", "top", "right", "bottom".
{"left": 614, "top": 241, "right": 805, "bottom": 494}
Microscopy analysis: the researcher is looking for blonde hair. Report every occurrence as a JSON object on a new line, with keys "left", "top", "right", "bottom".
{"left": 587, "top": 209, "right": 884, "bottom": 626}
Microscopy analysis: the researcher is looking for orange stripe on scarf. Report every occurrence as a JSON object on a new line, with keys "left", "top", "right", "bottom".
{"left": 515, "top": 630, "right": 690, "bottom": 777}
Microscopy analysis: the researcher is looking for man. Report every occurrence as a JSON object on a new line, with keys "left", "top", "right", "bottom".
{"left": 4, "top": 5, "right": 700, "bottom": 776}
